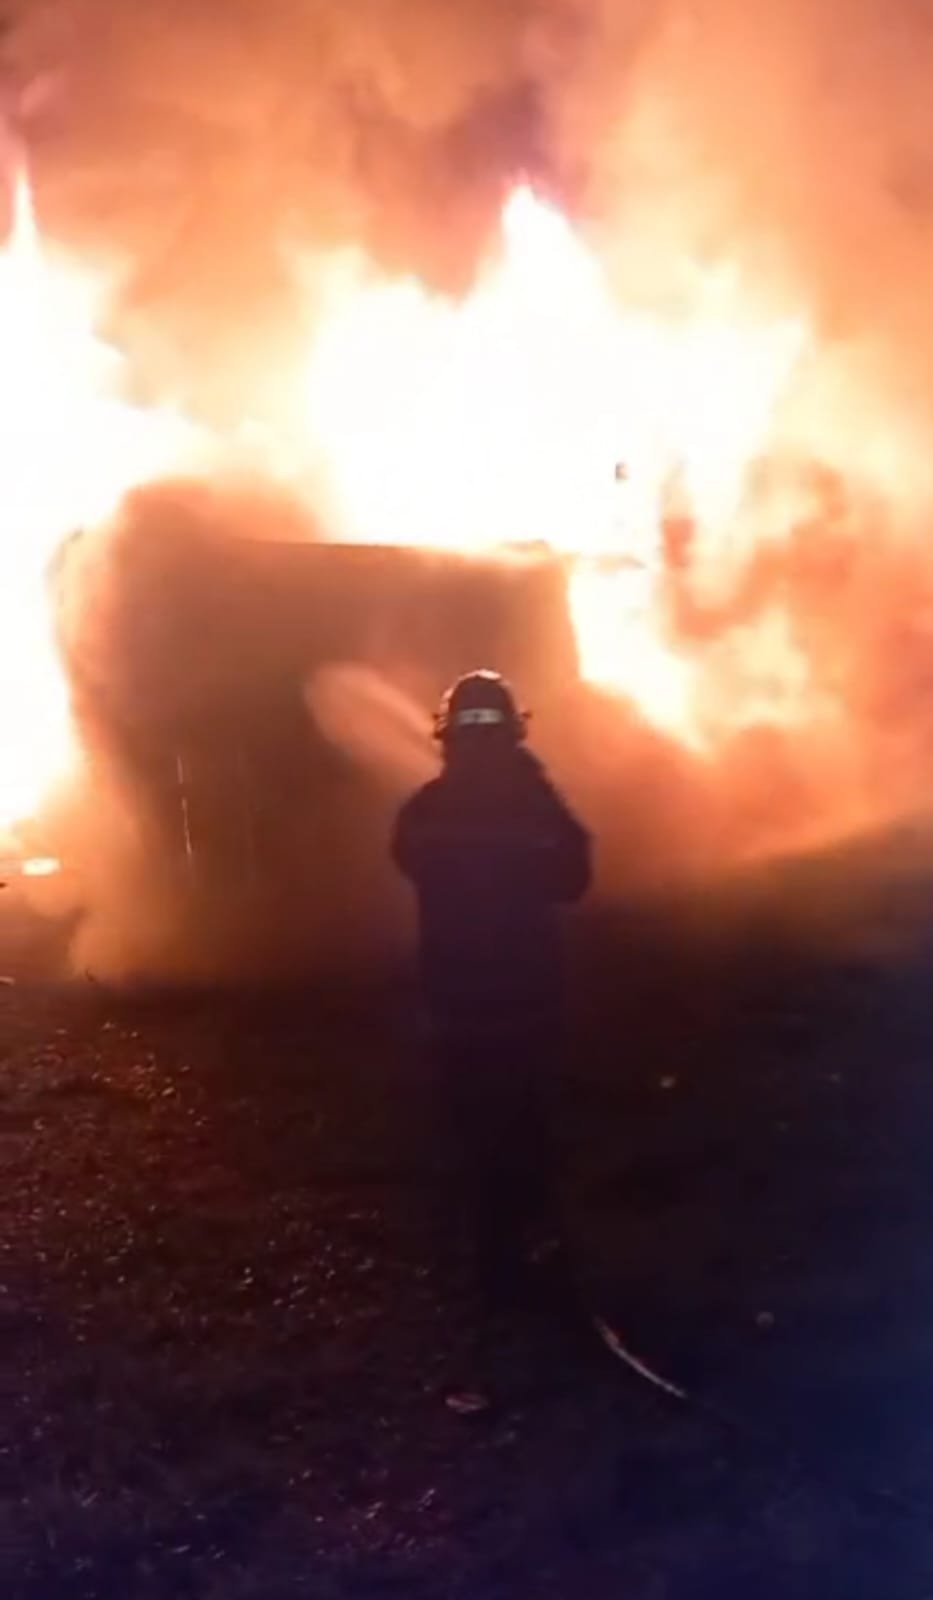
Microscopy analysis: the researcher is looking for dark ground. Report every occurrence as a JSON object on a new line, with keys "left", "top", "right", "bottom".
{"left": 4, "top": 846, "right": 933, "bottom": 1598}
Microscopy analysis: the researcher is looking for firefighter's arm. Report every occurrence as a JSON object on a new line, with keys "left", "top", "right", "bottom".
{"left": 391, "top": 796, "right": 424, "bottom": 882}
{"left": 392, "top": 788, "right": 470, "bottom": 880}
{"left": 392, "top": 780, "right": 591, "bottom": 898}
{"left": 524, "top": 769, "right": 592, "bottom": 901}
{"left": 539, "top": 801, "right": 591, "bottom": 902}
{"left": 469, "top": 796, "right": 590, "bottom": 897}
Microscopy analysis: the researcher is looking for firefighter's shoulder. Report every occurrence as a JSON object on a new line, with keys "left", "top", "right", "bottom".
{"left": 409, "top": 775, "right": 446, "bottom": 808}
{"left": 396, "top": 777, "right": 446, "bottom": 828}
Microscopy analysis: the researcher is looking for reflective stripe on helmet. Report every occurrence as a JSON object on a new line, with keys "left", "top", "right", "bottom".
{"left": 451, "top": 707, "right": 508, "bottom": 728}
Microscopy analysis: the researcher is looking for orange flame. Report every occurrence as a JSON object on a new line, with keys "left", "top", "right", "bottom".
{"left": 0, "top": 166, "right": 204, "bottom": 836}
{"left": 0, "top": 172, "right": 909, "bottom": 840}
{"left": 300, "top": 186, "right": 814, "bottom": 748}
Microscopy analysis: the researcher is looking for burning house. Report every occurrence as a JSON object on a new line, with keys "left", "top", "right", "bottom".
{"left": 0, "top": 0, "right": 931, "bottom": 974}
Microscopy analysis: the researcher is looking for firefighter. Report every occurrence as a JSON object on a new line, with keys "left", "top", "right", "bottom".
{"left": 392, "top": 670, "right": 591, "bottom": 1409}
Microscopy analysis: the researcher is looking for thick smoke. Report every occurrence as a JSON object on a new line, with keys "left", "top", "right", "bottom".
{"left": 571, "top": 1, "right": 933, "bottom": 484}
{"left": 4, "top": 0, "right": 933, "bottom": 973}
{"left": 8, "top": 0, "right": 547, "bottom": 422}
{"left": 51, "top": 479, "right": 579, "bottom": 979}
{"left": 6, "top": 0, "right": 933, "bottom": 413}
{"left": 564, "top": 0, "right": 933, "bottom": 855}
{"left": 7, "top": 0, "right": 932, "bottom": 458}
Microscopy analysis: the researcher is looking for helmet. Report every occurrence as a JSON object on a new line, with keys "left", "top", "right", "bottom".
{"left": 434, "top": 669, "right": 528, "bottom": 743}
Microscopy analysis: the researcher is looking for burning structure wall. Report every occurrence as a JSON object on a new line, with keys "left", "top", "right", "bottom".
{"left": 51, "top": 481, "right": 579, "bottom": 978}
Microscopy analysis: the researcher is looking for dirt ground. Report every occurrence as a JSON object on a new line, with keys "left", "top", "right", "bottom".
{"left": 4, "top": 860, "right": 933, "bottom": 1598}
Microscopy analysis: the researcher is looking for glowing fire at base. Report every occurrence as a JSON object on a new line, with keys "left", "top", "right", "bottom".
{"left": 567, "top": 560, "right": 698, "bottom": 745}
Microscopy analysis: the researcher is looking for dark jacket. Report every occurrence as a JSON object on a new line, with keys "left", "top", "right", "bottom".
{"left": 392, "top": 746, "right": 591, "bottom": 1030}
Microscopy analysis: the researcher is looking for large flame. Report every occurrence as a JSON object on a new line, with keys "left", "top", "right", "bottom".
{"left": 301, "top": 187, "right": 814, "bottom": 747}
{"left": 0, "top": 166, "right": 202, "bottom": 836}
{"left": 305, "top": 188, "right": 804, "bottom": 557}
{"left": 0, "top": 169, "right": 913, "bottom": 840}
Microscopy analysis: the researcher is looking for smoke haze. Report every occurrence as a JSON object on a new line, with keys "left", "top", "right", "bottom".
{"left": 8, "top": 0, "right": 933, "bottom": 470}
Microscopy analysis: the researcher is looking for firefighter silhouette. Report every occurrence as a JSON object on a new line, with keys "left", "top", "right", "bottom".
{"left": 393, "top": 671, "right": 591, "bottom": 1402}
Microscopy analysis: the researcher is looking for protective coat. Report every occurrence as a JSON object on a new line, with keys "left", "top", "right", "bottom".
{"left": 392, "top": 746, "right": 591, "bottom": 1029}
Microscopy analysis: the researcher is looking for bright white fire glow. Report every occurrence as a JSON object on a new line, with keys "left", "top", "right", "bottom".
{"left": 21, "top": 855, "right": 60, "bottom": 877}
{"left": 0, "top": 171, "right": 884, "bottom": 836}
{"left": 306, "top": 190, "right": 807, "bottom": 559}
{"left": 0, "top": 168, "right": 204, "bottom": 833}
{"left": 302, "top": 186, "right": 811, "bottom": 745}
